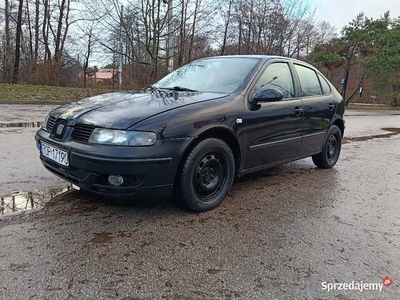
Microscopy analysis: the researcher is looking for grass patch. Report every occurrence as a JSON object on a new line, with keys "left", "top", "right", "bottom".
{"left": 0, "top": 83, "right": 112, "bottom": 104}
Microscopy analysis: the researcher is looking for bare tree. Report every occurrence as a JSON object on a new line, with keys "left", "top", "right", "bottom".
{"left": 2, "top": 0, "right": 13, "bottom": 82}
{"left": 175, "top": 0, "right": 215, "bottom": 65}
{"left": 220, "top": 0, "right": 233, "bottom": 56}
{"left": 0, "top": 0, "right": 332, "bottom": 87}
{"left": 317, "top": 21, "right": 338, "bottom": 44}
{"left": 12, "top": 0, "right": 24, "bottom": 83}
{"left": 82, "top": 23, "right": 96, "bottom": 88}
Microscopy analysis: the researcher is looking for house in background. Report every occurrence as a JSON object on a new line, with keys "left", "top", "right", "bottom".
{"left": 92, "top": 69, "right": 119, "bottom": 82}
{"left": 89, "top": 69, "right": 120, "bottom": 87}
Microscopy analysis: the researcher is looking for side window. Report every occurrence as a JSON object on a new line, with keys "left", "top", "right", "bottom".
{"left": 294, "top": 64, "right": 323, "bottom": 97}
{"left": 318, "top": 73, "right": 331, "bottom": 95}
{"left": 253, "top": 62, "right": 295, "bottom": 99}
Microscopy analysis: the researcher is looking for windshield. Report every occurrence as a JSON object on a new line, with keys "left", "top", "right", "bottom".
{"left": 153, "top": 57, "right": 260, "bottom": 94}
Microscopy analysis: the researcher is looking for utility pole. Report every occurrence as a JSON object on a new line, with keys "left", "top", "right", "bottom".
{"left": 164, "top": 0, "right": 174, "bottom": 73}
{"left": 118, "top": 5, "right": 123, "bottom": 89}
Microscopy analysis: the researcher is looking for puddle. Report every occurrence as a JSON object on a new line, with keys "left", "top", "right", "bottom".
{"left": 0, "top": 185, "right": 77, "bottom": 216}
{"left": 343, "top": 127, "right": 400, "bottom": 143}
{"left": 0, "top": 122, "right": 43, "bottom": 128}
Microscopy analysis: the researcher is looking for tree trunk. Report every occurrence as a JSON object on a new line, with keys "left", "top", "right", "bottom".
{"left": 42, "top": 0, "right": 52, "bottom": 61}
{"left": 13, "top": 0, "right": 24, "bottom": 83}
{"left": 188, "top": 0, "right": 200, "bottom": 62}
{"left": 83, "top": 32, "right": 92, "bottom": 88}
{"left": 3, "top": 0, "right": 12, "bottom": 82}
{"left": 55, "top": 0, "right": 67, "bottom": 61}
{"left": 220, "top": 0, "right": 232, "bottom": 56}
{"left": 25, "top": 0, "right": 33, "bottom": 59}
{"left": 342, "top": 67, "right": 350, "bottom": 101}
{"left": 238, "top": 19, "right": 242, "bottom": 54}
{"left": 177, "top": 0, "right": 186, "bottom": 66}
{"left": 345, "top": 74, "right": 365, "bottom": 106}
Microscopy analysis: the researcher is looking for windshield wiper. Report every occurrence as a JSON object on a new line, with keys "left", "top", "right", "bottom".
{"left": 163, "top": 86, "right": 198, "bottom": 92}
{"left": 144, "top": 85, "right": 158, "bottom": 91}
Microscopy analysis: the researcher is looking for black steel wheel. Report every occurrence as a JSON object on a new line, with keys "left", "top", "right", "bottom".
{"left": 179, "top": 138, "right": 235, "bottom": 212}
{"left": 312, "top": 125, "right": 342, "bottom": 169}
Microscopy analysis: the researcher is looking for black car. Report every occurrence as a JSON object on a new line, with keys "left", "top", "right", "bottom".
{"left": 35, "top": 55, "right": 345, "bottom": 212}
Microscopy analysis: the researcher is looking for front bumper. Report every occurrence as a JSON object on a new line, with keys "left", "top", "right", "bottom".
{"left": 35, "top": 129, "right": 192, "bottom": 200}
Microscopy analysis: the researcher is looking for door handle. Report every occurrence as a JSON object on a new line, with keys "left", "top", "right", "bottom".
{"left": 293, "top": 107, "right": 303, "bottom": 115}
{"left": 328, "top": 103, "right": 335, "bottom": 111}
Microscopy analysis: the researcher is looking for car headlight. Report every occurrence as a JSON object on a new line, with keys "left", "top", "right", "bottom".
{"left": 88, "top": 128, "right": 157, "bottom": 146}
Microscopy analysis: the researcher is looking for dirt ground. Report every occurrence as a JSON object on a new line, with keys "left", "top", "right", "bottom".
{"left": 0, "top": 105, "right": 399, "bottom": 299}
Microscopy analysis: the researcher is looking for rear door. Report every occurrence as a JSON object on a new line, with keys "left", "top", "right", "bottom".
{"left": 293, "top": 64, "right": 335, "bottom": 156}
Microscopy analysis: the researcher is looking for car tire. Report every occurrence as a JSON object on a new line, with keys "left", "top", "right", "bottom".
{"left": 179, "top": 138, "right": 235, "bottom": 212}
{"left": 312, "top": 125, "right": 342, "bottom": 169}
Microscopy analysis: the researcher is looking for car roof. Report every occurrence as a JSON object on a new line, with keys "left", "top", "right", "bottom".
{"left": 204, "top": 55, "right": 313, "bottom": 66}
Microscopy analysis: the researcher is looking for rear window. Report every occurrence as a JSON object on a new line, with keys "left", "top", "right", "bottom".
{"left": 318, "top": 73, "right": 331, "bottom": 95}
{"left": 294, "top": 64, "right": 322, "bottom": 97}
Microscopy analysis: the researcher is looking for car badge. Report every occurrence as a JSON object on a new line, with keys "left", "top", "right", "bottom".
{"left": 56, "top": 124, "right": 65, "bottom": 135}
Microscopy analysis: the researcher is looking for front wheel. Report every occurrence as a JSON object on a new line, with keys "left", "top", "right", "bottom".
{"left": 312, "top": 125, "right": 342, "bottom": 169}
{"left": 179, "top": 138, "right": 235, "bottom": 212}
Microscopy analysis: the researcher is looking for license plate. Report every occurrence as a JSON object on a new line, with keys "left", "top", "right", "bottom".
{"left": 40, "top": 141, "right": 69, "bottom": 166}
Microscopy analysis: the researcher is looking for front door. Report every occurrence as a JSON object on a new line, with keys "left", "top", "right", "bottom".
{"left": 244, "top": 61, "right": 303, "bottom": 171}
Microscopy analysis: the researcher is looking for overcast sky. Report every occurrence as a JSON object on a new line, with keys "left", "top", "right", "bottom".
{"left": 308, "top": 0, "right": 400, "bottom": 32}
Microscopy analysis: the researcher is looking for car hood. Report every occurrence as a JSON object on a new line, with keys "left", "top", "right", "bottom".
{"left": 49, "top": 90, "right": 227, "bottom": 129}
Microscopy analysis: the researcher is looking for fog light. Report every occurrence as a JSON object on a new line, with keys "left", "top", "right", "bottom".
{"left": 108, "top": 175, "right": 124, "bottom": 187}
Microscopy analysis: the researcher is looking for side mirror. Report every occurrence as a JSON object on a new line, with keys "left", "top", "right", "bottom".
{"left": 249, "top": 88, "right": 284, "bottom": 105}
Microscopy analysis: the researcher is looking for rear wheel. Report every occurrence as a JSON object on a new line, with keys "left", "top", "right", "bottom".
{"left": 179, "top": 138, "right": 235, "bottom": 212}
{"left": 312, "top": 125, "right": 342, "bottom": 169}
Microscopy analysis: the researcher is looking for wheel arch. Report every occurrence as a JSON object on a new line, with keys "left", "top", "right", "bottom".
{"left": 332, "top": 118, "right": 345, "bottom": 138}
{"left": 175, "top": 127, "right": 242, "bottom": 183}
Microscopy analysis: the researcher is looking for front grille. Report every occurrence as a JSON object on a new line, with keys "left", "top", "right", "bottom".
{"left": 71, "top": 124, "right": 95, "bottom": 142}
{"left": 46, "top": 116, "right": 56, "bottom": 131}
